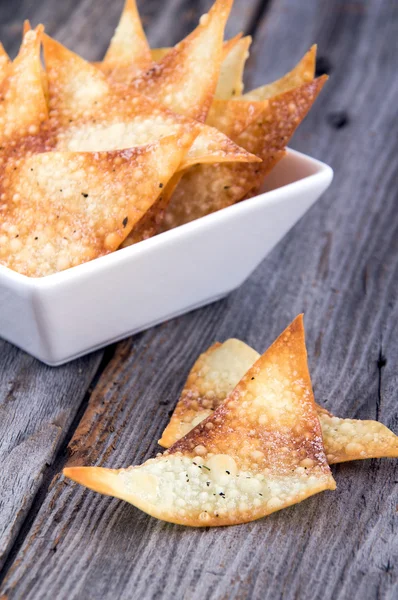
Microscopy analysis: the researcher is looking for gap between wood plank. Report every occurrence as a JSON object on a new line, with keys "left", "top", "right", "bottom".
{"left": 0, "top": 344, "right": 116, "bottom": 586}
{"left": 245, "top": 0, "right": 273, "bottom": 37}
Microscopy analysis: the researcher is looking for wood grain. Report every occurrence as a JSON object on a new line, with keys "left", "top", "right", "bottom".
{"left": 0, "top": 0, "right": 265, "bottom": 585}
{"left": 1, "top": 0, "right": 398, "bottom": 598}
{"left": 0, "top": 343, "right": 102, "bottom": 570}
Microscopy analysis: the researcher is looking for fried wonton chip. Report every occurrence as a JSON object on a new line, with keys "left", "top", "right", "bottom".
{"left": 0, "top": 134, "right": 192, "bottom": 277}
{"left": 161, "top": 340, "right": 398, "bottom": 465}
{"left": 43, "top": 34, "right": 257, "bottom": 172}
{"left": 150, "top": 33, "right": 242, "bottom": 65}
{"left": 64, "top": 316, "right": 335, "bottom": 526}
{"left": 317, "top": 408, "right": 398, "bottom": 465}
{"left": 206, "top": 98, "right": 266, "bottom": 138}
{"left": 159, "top": 340, "right": 260, "bottom": 447}
{"left": 0, "top": 42, "right": 10, "bottom": 85}
{"left": 130, "top": 0, "right": 233, "bottom": 121}
{"left": 207, "top": 46, "right": 317, "bottom": 140}
{"left": 0, "top": 28, "right": 47, "bottom": 140}
{"left": 22, "top": 19, "right": 49, "bottom": 105}
{"left": 242, "top": 45, "right": 316, "bottom": 102}
{"left": 215, "top": 35, "right": 251, "bottom": 99}
{"left": 121, "top": 172, "right": 183, "bottom": 246}
{"left": 163, "top": 76, "right": 327, "bottom": 229}
{"left": 100, "top": 0, "right": 152, "bottom": 82}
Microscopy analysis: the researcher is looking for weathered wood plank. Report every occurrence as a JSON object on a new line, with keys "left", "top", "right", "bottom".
{"left": 2, "top": 0, "right": 398, "bottom": 598}
{"left": 0, "top": 0, "right": 265, "bottom": 581}
{"left": 0, "top": 344, "right": 102, "bottom": 571}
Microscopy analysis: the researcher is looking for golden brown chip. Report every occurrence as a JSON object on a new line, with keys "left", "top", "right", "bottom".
{"left": 159, "top": 340, "right": 260, "bottom": 447}
{"left": 0, "top": 28, "right": 47, "bottom": 140}
{"left": 100, "top": 0, "right": 152, "bottom": 82}
{"left": 0, "top": 134, "right": 193, "bottom": 277}
{"left": 42, "top": 34, "right": 256, "bottom": 171}
{"left": 161, "top": 340, "right": 398, "bottom": 465}
{"left": 206, "top": 98, "right": 266, "bottom": 138}
{"left": 0, "top": 42, "right": 10, "bottom": 85}
{"left": 130, "top": 0, "right": 233, "bottom": 121}
{"left": 120, "top": 172, "right": 182, "bottom": 246}
{"left": 163, "top": 77, "right": 327, "bottom": 229}
{"left": 215, "top": 35, "right": 251, "bottom": 99}
{"left": 242, "top": 45, "right": 316, "bottom": 102}
{"left": 64, "top": 316, "right": 335, "bottom": 527}
{"left": 150, "top": 34, "right": 242, "bottom": 65}
{"left": 317, "top": 408, "right": 398, "bottom": 464}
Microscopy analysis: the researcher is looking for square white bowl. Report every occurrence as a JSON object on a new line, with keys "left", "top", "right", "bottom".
{"left": 0, "top": 149, "right": 333, "bottom": 365}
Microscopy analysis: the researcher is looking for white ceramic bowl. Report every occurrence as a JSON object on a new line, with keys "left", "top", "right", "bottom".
{"left": 0, "top": 149, "right": 333, "bottom": 365}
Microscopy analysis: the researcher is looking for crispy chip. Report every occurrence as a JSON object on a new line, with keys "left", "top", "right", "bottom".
{"left": 23, "top": 19, "right": 49, "bottom": 105}
{"left": 161, "top": 340, "right": 398, "bottom": 465}
{"left": 120, "top": 172, "right": 182, "bottom": 246}
{"left": 150, "top": 34, "right": 242, "bottom": 65}
{"left": 100, "top": 0, "right": 152, "bottom": 82}
{"left": 0, "top": 134, "right": 193, "bottom": 277}
{"left": 206, "top": 98, "right": 266, "bottom": 138}
{"left": 64, "top": 316, "right": 335, "bottom": 527}
{"left": 0, "top": 42, "right": 10, "bottom": 85}
{"left": 130, "top": 0, "right": 233, "bottom": 121}
{"left": 42, "top": 35, "right": 256, "bottom": 172}
{"left": 317, "top": 408, "right": 398, "bottom": 465}
{"left": 0, "top": 28, "right": 47, "bottom": 140}
{"left": 163, "top": 77, "right": 327, "bottom": 229}
{"left": 242, "top": 45, "right": 316, "bottom": 102}
{"left": 159, "top": 340, "right": 260, "bottom": 447}
{"left": 215, "top": 35, "right": 251, "bottom": 99}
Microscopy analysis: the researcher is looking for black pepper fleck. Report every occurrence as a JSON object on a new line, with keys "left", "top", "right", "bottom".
{"left": 81, "top": 192, "right": 89, "bottom": 198}
{"left": 122, "top": 216, "right": 128, "bottom": 227}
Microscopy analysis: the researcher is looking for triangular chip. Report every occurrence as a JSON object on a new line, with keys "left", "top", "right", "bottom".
{"left": 0, "top": 134, "right": 192, "bottom": 277}
{"left": 206, "top": 98, "right": 266, "bottom": 138}
{"left": 23, "top": 19, "right": 49, "bottom": 104}
{"left": 163, "top": 77, "right": 326, "bottom": 229}
{"left": 242, "top": 45, "right": 316, "bottom": 102}
{"left": 100, "top": 0, "right": 152, "bottom": 82}
{"left": 316, "top": 407, "right": 398, "bottom": 464}
{"left": 64, "top": 316, "right": 335, "bottom": 526}
{"left": 0, "top": 42, "right": 10, "bottom": 85}
{"left": 0, "top": 28, "right": 47, "bottom": 140}
{"left": 120, "top": 172, "right": 183, "bottom": 246}
{"left": 215, "top": 35, "right": 251, "bottom": 99}
{"left": 161, "top": 339, "right": 398, "bottom": 466}
{"left": 150, "top": 34, "right": 242, "bottom": 65}
{"left": 42, "top": 33, "right": 110, "bottom": 121}
{"left": 43, "top": 35, "right": 256, "bottom": 172}
{"left": 130, "top": 0, "right": 233, "bottom": 121}
{"left": 159, "top": 340, "right": 260, "bottom": 447}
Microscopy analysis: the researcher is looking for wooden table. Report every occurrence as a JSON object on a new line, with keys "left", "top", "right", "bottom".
{"left": 0, "top": 0, "right": 397, "bottom": 598}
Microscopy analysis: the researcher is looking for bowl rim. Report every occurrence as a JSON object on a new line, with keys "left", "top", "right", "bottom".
{"left": 0, "top": 148, "right": 333, "bottom": 288}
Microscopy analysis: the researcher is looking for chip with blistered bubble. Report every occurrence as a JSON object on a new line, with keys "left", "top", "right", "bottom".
{"left": 160, "top": 339, "right": 398, "bottom": 465}
{"left": 64, "top": 316, "right": 336, "bottom": 526}
{"left": 215, "top": 35, "right": 251, "bottom": 99}
{"left": 163, "top": 76, "right": 327, "bottom": 230}
{"left": 0, "top": 42, "right": 10, "bottom": 85}
{"left": 241, "top": 45, "right": 317, "bottom": 102}
{"left": 0, "top": 134, "right": 194, "bottom": 277}
{"left": 0, "top": 28, "right": 47, "bottom": 141}
{"left": 99, "top": 0, "right": 152, "bottom": 82}
{"left": 129, "top": 0, "right": 233, "bottom": 121}
{"left": 42, "top": 34, "right": 258, "bottom": 172}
